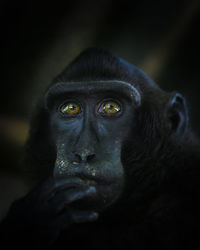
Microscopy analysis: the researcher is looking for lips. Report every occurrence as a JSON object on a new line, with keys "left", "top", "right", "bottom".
{"left": 55, "top": 176, "right": 88, "bottom": 189}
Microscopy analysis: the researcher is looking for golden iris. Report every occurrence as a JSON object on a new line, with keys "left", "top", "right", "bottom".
{"left": 101, "top": 101, "right": 121, "bottom": 114}
{"left": 60, "top": 103, "right": 81, "bottom": 115}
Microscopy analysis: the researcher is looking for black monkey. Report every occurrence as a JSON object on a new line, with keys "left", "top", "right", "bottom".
{"left": 1, "top": 48, "right": 200, "bottom": 250}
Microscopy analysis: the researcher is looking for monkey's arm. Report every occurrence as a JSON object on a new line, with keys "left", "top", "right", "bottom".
{"left": 0, "top": 177, "right": 98, "bottom": 249}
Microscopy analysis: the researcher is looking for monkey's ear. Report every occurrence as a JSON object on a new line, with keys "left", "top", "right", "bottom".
{"left": 167, "top": 92, "right": 189, "bottom": 137}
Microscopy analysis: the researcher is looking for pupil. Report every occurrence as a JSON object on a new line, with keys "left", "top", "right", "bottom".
{"left": 69, "top": 104, "right": 76, "bottom": 110}
{"left": 107, "top": 104, "right": 114, "bottom": 110}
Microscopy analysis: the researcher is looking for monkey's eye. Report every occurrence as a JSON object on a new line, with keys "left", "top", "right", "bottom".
{"left": 99, "top": 101, "right": 121, "bottom": 115}
{"left": 60, "top": 102, "right": 81, "bottom": 115}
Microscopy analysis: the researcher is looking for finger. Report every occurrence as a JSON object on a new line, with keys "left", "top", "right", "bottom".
{"left": 64, "top": 186, "right": 96, "bottom": 205}
{"left": 38, "top": 177, "right": 57, "bottom": 201}
{"left": 52, "top": 210, "right": 99, "bottom": 230}
{"left": 48, "top": 186, "right": 96, "bottom": 213}
{"left": 53, "top": 177, "right": 88, "bottom": 193}
{"left": 29, "top": 177, "right": 56, "bottom": 203}
{"left": 71, "top": 211, "right": 99, "bottom": 224}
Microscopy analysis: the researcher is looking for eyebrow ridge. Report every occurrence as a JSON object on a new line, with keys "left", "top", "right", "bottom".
{"left": 45, "top": 80, "right": 141, "bottom": 106}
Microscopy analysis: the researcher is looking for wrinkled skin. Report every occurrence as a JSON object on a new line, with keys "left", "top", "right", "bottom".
{"left": 1, "top": 48, "right": 200, "bottom": 250}
{"left": 48, "top": 81, "right": 137, "bottom": 211}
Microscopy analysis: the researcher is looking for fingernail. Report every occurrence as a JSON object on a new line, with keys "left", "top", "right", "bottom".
{"left": 89, "top": 212, "right": 99, "bottom": 221}
{"left": 86, "top": 186, "right": 96, "bottom": 194}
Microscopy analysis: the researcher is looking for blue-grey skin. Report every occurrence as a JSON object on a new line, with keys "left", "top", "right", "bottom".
{"left": 45, "top": 80, "right": 141, "bottom": 211}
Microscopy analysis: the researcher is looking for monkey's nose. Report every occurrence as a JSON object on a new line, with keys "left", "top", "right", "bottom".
{"left": 73, "top": 151, "right": 96, "bottom": 163}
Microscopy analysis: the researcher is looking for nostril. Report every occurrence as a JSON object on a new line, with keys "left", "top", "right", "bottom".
{"left": 74, "top": 154, "right": 82, "bottom": 163}
{"left": 73, "top": 153, "right": 96, "bottom": 163}
{"left": 87, "top": 154, "right": 96, "bottom": 162}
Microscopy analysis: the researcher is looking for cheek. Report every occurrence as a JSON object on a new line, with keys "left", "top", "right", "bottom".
{"left": 51, "top": 118, "right": 81, "bottom": 145}
{"left": 101, "top": 117, "right": 133, "bottom": 140}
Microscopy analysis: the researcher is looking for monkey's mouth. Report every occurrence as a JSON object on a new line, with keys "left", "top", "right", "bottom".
{"left": 55, "top": 176, "right": 96, "bottom": 189}
{"left": 54, "top": 176, "right": 117, "bottom": 211}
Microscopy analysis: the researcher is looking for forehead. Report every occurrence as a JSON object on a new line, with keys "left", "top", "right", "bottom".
{"left": 45, "top": 80, "right": 141, "bottom": 106}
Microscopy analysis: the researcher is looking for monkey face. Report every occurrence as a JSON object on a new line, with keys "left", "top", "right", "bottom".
{"left": 45, "top": 80, "right": 140, "bottom": 210}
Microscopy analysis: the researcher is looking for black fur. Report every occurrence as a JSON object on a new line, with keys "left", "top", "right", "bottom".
{"left": 1, "top": 48, "right": 200, "bottom": 250}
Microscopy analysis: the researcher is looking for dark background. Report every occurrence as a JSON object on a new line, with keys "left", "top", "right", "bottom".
{"left": 0, "top": 0, "right": 199, "bottom": 219}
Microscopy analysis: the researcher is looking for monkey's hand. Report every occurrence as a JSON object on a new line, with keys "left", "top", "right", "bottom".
{"left": 0, "top": 177, "right": 98, "bottom": 248}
